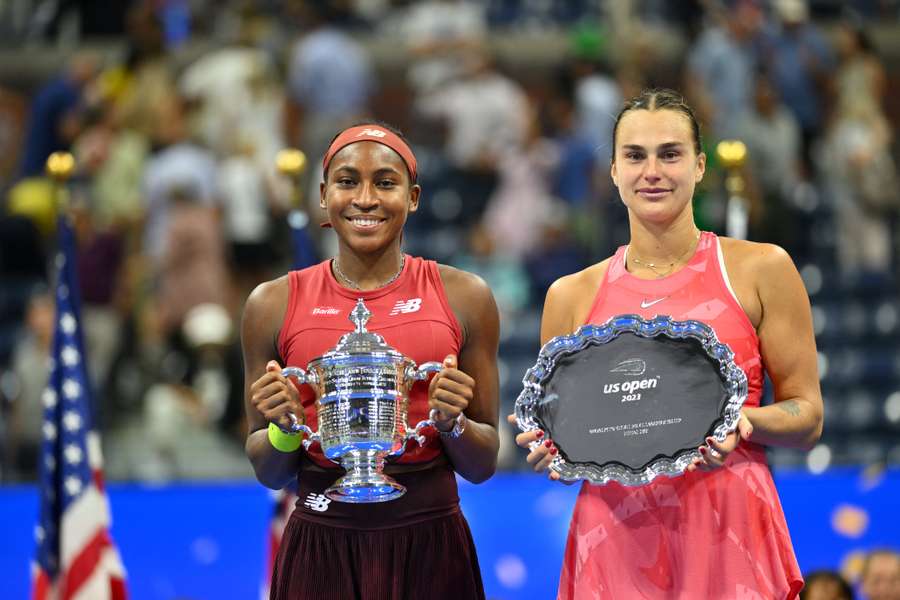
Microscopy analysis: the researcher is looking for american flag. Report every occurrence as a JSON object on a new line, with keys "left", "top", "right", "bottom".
{"left": 32, "top": 215, "right": 127, "bottom": 600}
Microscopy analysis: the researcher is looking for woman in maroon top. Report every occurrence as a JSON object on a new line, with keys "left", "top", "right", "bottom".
{"left": 241, "top": 122, "right": 500, "bottom": 599}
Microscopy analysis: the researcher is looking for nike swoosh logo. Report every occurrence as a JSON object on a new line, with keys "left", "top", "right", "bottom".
{"left": 640, "top": 297, "right": 668, "bottom": 309}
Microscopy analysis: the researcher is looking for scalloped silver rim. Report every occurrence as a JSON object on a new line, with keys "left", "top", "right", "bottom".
{"left": 514, "top": 314, "right": 748, "bottom": 487}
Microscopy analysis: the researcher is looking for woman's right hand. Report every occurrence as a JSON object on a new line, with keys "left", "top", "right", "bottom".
{"left": 507, "top": 413, "right": 562, "bottom": 481}
{"left": 250, "top": 360, "right": 303, "bottom": 431}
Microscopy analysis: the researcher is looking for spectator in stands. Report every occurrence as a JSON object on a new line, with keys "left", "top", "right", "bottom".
{"left": 416, "top": 48, "right": 529, "bottom": 226}
{"left": 106, "top": 4, "right": 177, "bottom": 141}
{"left": 179, "top": 9, "right": 285, "bottom": 163}
{"left": 17, "top": 52, "right": 98, "bottom": 179}
{"left": 140, "top": 94, "right": 217, "bottom": 266}
{"left": 734, "top": 71, "right": 803, "bottom": 251}
{"left": 685, "top": 0, "right": 764, "bottom": 139}
{"left": 800, "top": 570, "right": 854, "bottom": 600}
{"left": 759, "top": 0, "right": 835, "bottom": 176}
{"left": 73, "top": 88, "right": 149, "bottom": 233}
{"left": 398, "top": 0, "right": 487, "bottom": 95}
{"left": 832, "top": 21, "right": 887, "bottom": 118}
{"left": 817, "top": 23, "right": 897, "bottom": 278}
{"left": 482, "top": 99, "right": 559, "bottom": 260}
{"left": 451, "top": 223, "right": 531, "bottom": 321}
{"left": 285, "top": 3, "right": 373, "bottom": 172}
{"left": 861, "top": 549, "right": 900, "bottom": 600}
{"left": 6, "top": 289, "right": 53, "bottom": 479}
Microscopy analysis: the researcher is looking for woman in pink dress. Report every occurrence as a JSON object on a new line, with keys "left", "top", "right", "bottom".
{"left": 512, "top": 89, "right": 823, "bottom": 599}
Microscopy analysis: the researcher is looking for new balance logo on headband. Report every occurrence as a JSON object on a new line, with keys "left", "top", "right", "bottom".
{"left": 356, "top": 128, "right": 387, "bottom": 138}
{"left": 390, "top": 298, "right": 422, "bottom": 315}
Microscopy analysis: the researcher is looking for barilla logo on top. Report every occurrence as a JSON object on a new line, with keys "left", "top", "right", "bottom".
{"left": 356, "top": 128, "right": 387, "bottom": 139}
{"left": 603, "top": 359, "right": 658, "bottom": 395}
{"left": 312, "top": 307, "right": 341, "bottom": 316}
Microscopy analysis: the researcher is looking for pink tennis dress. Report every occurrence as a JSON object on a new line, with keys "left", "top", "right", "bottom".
{"left": 557, "top": 232, "right": 803, "bottom": 600}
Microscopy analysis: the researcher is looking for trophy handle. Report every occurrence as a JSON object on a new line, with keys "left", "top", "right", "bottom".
{"left": 282, "top": 366, "right": 313, "bottom": 384}
{"left": 408, "top": 409, "right": 439, "bottom": 447}
{"left": 387, "top": 364, "right": 445, "bottom": 456}
{"left": 408, "top": 361, "right": 443, "bottom": 381}
{"left": 399, "top": 363, "right": 443, "bottom": 447}
{"left": 280, "top": 367, "right": 319, "bottom": 442}
{"left": 284, "top": 413, "right": 320, "bottom": 449}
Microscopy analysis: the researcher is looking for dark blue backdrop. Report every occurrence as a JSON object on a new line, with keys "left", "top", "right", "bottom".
{"left": 2, "top": 469, "right": 898, "bottom": 599}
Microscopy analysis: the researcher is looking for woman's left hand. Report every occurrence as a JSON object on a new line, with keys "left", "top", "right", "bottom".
{"left": 428, "top": 354, "right": 474, "bottom": 428}
{"left": 687, "top": 411, "right": 754, "bottom": 472}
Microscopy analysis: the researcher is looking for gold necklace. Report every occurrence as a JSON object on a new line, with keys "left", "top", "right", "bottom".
{"left": 628, "top": 230, "right": 701, "bottom": 278}
{"left": 332, "top": 254, "right": 406, "bottom": 290}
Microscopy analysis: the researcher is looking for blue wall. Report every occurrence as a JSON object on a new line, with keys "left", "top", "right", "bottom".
{"left": 2, "top": 469, "right": 898, "bottom": 599}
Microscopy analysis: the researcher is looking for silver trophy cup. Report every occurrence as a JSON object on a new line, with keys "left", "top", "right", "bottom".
{"left": 280, "top": 298, "right": 442, "bottom": 503}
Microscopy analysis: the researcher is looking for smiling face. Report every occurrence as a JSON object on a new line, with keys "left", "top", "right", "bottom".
{"left": 610, "top": 108, "right": 705, "bottom": 225}
{"left": 320, "top": 141, "right": 420, "bottom": 255}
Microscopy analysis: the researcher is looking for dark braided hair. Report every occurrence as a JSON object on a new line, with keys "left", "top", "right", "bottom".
{"left": 611, "top": 88, "right": 702, "bottom": 163}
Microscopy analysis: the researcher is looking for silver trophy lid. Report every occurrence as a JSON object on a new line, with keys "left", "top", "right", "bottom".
{"left": 325, "top": 298, "right": 403, "bottom": 358}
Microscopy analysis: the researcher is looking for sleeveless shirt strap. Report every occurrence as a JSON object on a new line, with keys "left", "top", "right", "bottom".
{"left": 426, "top": 260, "right": 464, "bottom": 349}
{"left": 582, "top": 246, "right": 626, "bottom": 327}
{"left": 714, "top": 236, "right": 742, "bottom": 308}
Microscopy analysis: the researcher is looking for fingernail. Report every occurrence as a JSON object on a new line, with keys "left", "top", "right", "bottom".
{"left": 543, "top": 440, "right": 552, "bottom": 448}
{"left": 699, "top": 447, "right": 707, "bottom": 454}
{"left": 706, "top": 437, "right": 713, "bottom": 444}
{"left": 536, "top": 430, "right": 544, "bottom": 438}
{"left": 550, "top": 447, "right": 558, "bottom": 455}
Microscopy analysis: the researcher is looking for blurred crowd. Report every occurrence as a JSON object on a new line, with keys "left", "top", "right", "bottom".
{"left": 1, "top": 0, "right": 899, "bottom": 485}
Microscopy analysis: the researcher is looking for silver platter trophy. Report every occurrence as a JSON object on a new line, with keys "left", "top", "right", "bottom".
{"left": 280, "top": 299, "right": 442, "bottom": 503}
{"left": 515, "top": 314, "right": 747, "bottom": 486}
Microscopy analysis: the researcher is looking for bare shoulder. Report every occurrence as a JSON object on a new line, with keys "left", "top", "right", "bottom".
{"left": 437, "top": 263, "right": 493, "bottom": 301}
{"left": 437, "top": 263, "right": 499, "bottom": 346}
{"left": 241, "top": 274, "right": 290, "bottom": 343}
{"left": 541, "top": 258, "right": 612, "bottom": 342}
{"left": 719, "top": 237, "right": 798, "bottom": 280}
{"left": 548, "top": 258, "right": 612, "bottom": 301}
{"left": 244, "top": 275, "right": 290, "bottom": 318}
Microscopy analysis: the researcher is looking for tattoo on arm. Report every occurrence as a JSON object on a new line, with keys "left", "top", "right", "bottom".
{"left": 777, "top": 399, "right": 801, "bottom": 417}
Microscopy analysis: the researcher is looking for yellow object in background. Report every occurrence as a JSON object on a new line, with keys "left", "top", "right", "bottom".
{"left": 6, "top": 177, "right": 57, "bottom": 237}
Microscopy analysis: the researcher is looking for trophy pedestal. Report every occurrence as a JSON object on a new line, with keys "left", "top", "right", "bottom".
{"left": 326, "top": 450, "right": 406, "bottom": 503}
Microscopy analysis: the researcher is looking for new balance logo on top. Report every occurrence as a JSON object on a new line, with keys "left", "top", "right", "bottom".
{"left": 312, "top": 307, "right": 340, "bottom": 316}
{"left": 390, "top": 298, "right": 422, "bottom": 315}
{"left": 356, "top": 128, "right": 386, "bottom": 138}
{"left": 303, "top": 493, "right": 331, "bottom": 512}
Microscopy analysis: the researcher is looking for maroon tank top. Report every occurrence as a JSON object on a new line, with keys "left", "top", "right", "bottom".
{"left": 277, "top": 255, "right": 463, "bottom": 469}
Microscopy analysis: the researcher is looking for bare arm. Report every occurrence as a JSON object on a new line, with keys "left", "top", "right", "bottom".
{"left": 513, "top": 266, "right": 608, "bottom": 479}
{"left": 435, "top": 266, "right": 501, "bottom": 484}
{"left": 743, "top": 245, "right": 823, "bottom": 449}
{"left": 241, "top": 277, "right": 304, "bottom": 489}
{"left": 692, "top": 242, "right": 824, "bottom": 471}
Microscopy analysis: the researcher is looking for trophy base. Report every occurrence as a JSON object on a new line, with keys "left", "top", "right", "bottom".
{"left": 325, "top": 450, "right": 407, "bottom": 503}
